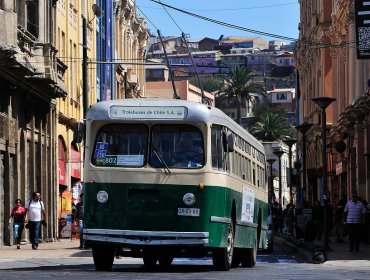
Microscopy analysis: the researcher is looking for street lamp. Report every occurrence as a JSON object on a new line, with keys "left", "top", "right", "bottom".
{"left": 283, "top": 139, "right": 296, "bottom": 205}
{"left": 295, "top": 122, "right": 313, "bottom": 204}
{"left": 273, "top": 149, "right": 285, "bottom": 208}
{"left": 267, "top": 158, "right": 276, "bottom": 203}
{"left": 312, "top": 97, "right": 336, "bottom": 251}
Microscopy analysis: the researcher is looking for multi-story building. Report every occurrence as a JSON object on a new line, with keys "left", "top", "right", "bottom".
{"left": 55, "top": 0, "right": 148, "bottom": 233}
{"left": 189, "top": 51, "right": 222, "bottom": 75}
{"left": 296, "top": 0, "right": 370, "bottom": 205}
{"left": 245, "top": 51, "right": 276, "bottom": 76}
{"left": 0, "top": 1, "right": 67, "bottom": 244}
{"left": 56, "top": 0, "right": 97, "bottom": 224}
{"left": 146, "top": 80, "right": 214, "bottom": 104}
{"left": 263, "top": 142, "right": 291, "bottom": 207}
{"left": 267, "top": 88, "right": 296, "bottom": 112}
{"left": 112, "top": 0, "right": 148, "bottom": 99}
{"left": 216, "top": 37, "right": 269, "bottom": 54}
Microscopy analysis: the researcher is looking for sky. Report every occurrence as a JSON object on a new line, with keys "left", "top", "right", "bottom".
{"left": 135, "top": 0, "right": 300, "bottom": 43}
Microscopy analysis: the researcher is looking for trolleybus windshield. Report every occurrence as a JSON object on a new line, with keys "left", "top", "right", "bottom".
{"left": 91, "top": 124, "right": 148, "bottom": 167}
{"left": 91, "top": 124, "right": 204, "bottom": 169}
{"left": 150, "top": 125, "right": 204, "bottom": 169}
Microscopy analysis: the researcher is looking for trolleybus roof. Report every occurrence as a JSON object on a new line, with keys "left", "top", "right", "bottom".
{"left": 87, "top": 99, "right": 265, "bottom": 152}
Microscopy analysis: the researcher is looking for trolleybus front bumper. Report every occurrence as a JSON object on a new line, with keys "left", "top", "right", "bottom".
{"left": 84, "top": 229, "right": 209, "bottom": 246}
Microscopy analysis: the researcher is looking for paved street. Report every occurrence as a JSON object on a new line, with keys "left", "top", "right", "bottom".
{"left": 0, "top": 238, "right": 369, "bottom": 279}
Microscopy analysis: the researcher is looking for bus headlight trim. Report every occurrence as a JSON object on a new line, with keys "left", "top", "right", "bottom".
{"left": 183, "top": 193, "right": 196, "bottom": 206}
{"left": 97, "top": 190, "right": 109, "bottom": 203}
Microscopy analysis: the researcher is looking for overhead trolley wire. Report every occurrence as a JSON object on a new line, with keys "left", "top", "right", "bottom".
{"left": 150, "top": 0, "right": 297, "bottom": 42}
{"left": 141, "top": 2, "right": 298, "bottom": 12}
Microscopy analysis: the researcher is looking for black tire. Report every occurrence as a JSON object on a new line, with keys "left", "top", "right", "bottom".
{"left": 158, "top": 255, "right": 174, "bottom": 268}
{"left": 92, "top": 246, "right": 115, "bottom": 271}
{"left": 231, "top": 248, "right": 241, "bottom": 268}
{"left": 212, "top": 223, "right": 235, "bottom": 271}
{"left": 240, "top": 239, "right": 257, "bottom": 268}
{"left": 143, "top": 256, "right": 157, "bottom": 268}
{"left": 266, "top": 241, "right": 274, "bottom": 253}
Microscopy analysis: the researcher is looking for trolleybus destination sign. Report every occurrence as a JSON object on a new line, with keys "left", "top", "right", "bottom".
{"left": 110, "top": 106, "right": 187, "bottom": 119}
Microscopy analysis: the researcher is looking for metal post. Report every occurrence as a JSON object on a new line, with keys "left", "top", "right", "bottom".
{"left": 312, "top": 97, "right": 335, "bottom": 251}
{"left": 82, "top": 16, "right": 88, "bottom": 119}
{"left": 267, "top": 159, "right": 276, "bottom": 203}
{"left": 181, "top": 32, "right": 205, "bottom": 104}
{"left": 295, "top": 122, "right": 313, "bottom": 205}
{"left": 157, "top": 30, "right": 179, "bottom": 99}
{"left": 322, "top": 108, "right": 328, "bottom": 249}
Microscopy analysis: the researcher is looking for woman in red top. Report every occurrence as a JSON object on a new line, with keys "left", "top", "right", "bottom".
{"left": 9, "top": 199, "right": 26, "bottom": 249}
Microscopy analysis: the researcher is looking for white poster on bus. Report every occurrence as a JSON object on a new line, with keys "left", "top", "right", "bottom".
{"left": 241, "top": 186, "right": 255, "bottom": 223}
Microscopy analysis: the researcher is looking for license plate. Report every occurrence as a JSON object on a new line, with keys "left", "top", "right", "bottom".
{"left": 177, "top": 208, "right": 200, "bottom": 217}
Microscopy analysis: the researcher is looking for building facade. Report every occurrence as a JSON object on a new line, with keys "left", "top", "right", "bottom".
{"left": 56, "top": 0, "right": 97, "bottom": 229}
{"left": 296, "top": 0, "right": 370, "bottom": 206}
{"left": 112, "top": 0, "right": 148, "bottom": 99}
{"left": 0, "top": 1, "right": 67, "bottom": 244}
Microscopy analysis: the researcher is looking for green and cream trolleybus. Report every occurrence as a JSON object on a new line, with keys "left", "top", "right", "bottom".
{"left": 80, "top": 99, "right": 269, "bottom": 271}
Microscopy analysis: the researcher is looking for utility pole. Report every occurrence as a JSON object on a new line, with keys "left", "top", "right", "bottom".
{"left": 82, "top": 16, "right": 88, "bottom": 119}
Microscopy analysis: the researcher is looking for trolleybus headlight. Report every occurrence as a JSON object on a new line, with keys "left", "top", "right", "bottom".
{"left": 97, "top": 190, "right": 109, "bottom": 203}
{"left": 183, "top": 193, "right": 196, "bottom": 206}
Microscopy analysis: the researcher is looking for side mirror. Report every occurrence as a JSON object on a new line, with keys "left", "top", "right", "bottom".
{"left": 223, "top": 131, "right": 234, "bottom": 152}
{"left": 72, "top": 122, "right": 85, "bottom": 144}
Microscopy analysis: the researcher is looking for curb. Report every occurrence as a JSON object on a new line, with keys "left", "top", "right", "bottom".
{"left": 275, "top": 232, "right": 327, "bottom": 264}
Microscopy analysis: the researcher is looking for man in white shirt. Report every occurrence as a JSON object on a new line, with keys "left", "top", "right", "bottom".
{"left": 25, "top": 192, "right": 46, "bottom": 250}
{"left": 344, "top": 192, "right": 366, "bottom": 252}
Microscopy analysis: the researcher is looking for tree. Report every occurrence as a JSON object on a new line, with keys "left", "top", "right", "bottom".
{"left": 249, "top": 112, "right": 294, "bottom": 141}
{"left": 252, "top": 103, "right": 289, "bottom": 122}
{"left": 217, "top": 66, "right": 265, "bottom": 125}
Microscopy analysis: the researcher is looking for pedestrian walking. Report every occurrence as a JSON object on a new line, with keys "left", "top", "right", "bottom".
{"left": 25, "top": 192, "right": 46, "bottom": 250}
{"left": 344, "top": 192, "right": 366, "bottom": 252}
{"left": 312, "top": 201, "right": 323, "bottom": 241}
{"left": 8, "top": 199, "right": 26, "bottom": 249}
{"left": 334, "top": 194, "right": 346, "bottom": 243}
{"left": 75, "top": 193, "right": 84, "bottom": 249}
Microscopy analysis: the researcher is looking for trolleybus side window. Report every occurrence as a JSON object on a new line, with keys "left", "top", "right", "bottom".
{"left": 91, "top": 124, "right": 148, "bottom": 167}
{"left": 150, "top": 125, "right": 204, "bottom": 169}
{"left": 211, "top": 125, "right": 226, "bottom": 171}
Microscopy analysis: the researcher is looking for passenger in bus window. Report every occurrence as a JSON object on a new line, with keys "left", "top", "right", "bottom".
{"left": 174, "top": 133, "right": 203, "bottom": 167}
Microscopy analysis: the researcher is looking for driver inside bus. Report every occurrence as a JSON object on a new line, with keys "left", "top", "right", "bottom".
{"left": 174, "top": 133, "right": 204, "bottom": 167}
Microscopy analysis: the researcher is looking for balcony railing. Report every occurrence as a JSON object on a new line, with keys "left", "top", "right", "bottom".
{"left": 17, "top": 25, "right": 36, "bottom": 56}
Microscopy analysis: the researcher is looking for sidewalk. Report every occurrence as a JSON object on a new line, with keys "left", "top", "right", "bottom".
{"left": 278, "top": 232, "right": 370, "bottom": 263}
{"left": 0, "top": 239, "right": 92, "bottom": 259}
{"left": 316, "top": 238, "right": 370, "bottom": 261}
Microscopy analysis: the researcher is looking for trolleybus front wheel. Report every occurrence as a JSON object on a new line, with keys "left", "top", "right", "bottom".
{"left": 92, "top": 245, "right": 115, "bottom": 271}
{"left": 212, "top": 223, "right": 234, "bottom": 271}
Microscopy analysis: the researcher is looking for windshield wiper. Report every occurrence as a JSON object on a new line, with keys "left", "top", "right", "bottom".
{"left": 150, "top": 143, "right": 171, "bottom": 174}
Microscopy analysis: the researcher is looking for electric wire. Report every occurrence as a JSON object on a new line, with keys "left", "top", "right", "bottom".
{"left": 150, "top": 0, "right": 297, "bottom": 42}
{"left": 140, "top": 1, "right": 298, "bottom": 12}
